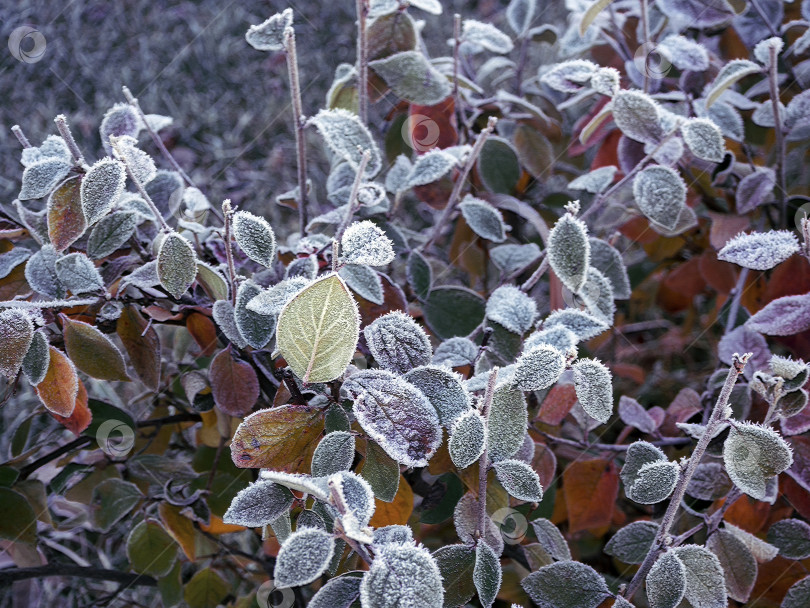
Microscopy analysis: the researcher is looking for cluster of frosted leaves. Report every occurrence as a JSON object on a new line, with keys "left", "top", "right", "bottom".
{"left": 540, "top": 59, "right": 599, "bottom": 93}
{"left": 111, "top": 135, "right": 156, "bottom": 184}
{"left": 22, "top": 330, "right": 50, "bottom": 385}
{"left": 433, "top": 337, "right": 478, "bottom": 368}
{"left": 588, "top": 238, "right": 631, "bottom": 300}
{"left": 474, "top": 541, "right": 502, "bottom": 608}
{"left": 369, "top": 51, "right": 452, "bottom": 106}
{"left": 671, "top": 545, "right": 727, "bottom": 608}
{"left": 310, "top": 109, "right": 382, "bottom": 177}
{"left": 55, "top": 252, "right": 104, "bottom": 294}
{"left": 274, "top": 527, "right": 336, "bottom": 588}
{"left": 547, "top": 212, "right": 590, "bottom": 293}
{"left": 521, "top": 560, "right": 610, "bottom": 608}
{"left": 723, "top": 522, "right": 778, "bottom": 563}
{"left": 646, "top": 550, "right": 686, "bottom": 608}
{"left": 657, "top": 35, "right": 710, "bottom": 71}
{"left": 572, "top": 358, "right": 613, "bottom": 424}
{"left": 461, "top": 19, "right": 514, "bottom": 53}
{"left": 611, "top": 90, "right": 665, "bottom": 145}
{"left": 718, "top": 230, "right": 800, "bottom": 271}
{"left": 544, "top": 308, "right": 609, "bottom": 341}
{"left": 364, "top": 311, "right": 432, "bottom": 374}
{"left": 245, "top": 8, "right": 292, "bottom": 51}
{"left": 343, "top": 369, "right": 441, "bottom": 467}
{"left": 459, "top": 196, "right": 508, "bottom": 243}
{"left": 222, "top": 480, "right": 293, "bottom": 527}
{"left": 767, "top": 518, "right": 810, "bottom": 559}
{"left": 621, "top": 441, "right": 678, "bottom": 504}
{"left": 723, "top": 421, "right": 793, "bottom": 500}
{"left": 569, "top": 166, "right": 617, "bottom": 193}
{"left": 605, "top": 521, "right": 659, "bottom": 564}
{"left": 360, "top": 543, "right": 444, "bottom": 608}
{"left": 329, "top": 471, "right": 375, "bottom": 541}
{"left": 0, "top": 308, "right": 35, "bottom": 379}
{"left": 486, "top": 285, "right": 536, "bottom": 334}
{"left": 633, "top": 165, "right": 687, "bottom": 231}
{"left": 524, "top": 325, "right": 578, "bottom": 354}
{"left": 81, "top": 158, "right": 127, "bottom": 225}
{"left": 487, "top": 385, "right": 528, "bottom": 462}
{"left": 512, "top": 344, "right": 566, "bottom": 391}
{"left": 493, "top": 459, "right": 543, "bottom": 502}
{"left": 680, "top": 118, "right": 726, "bottom": 162}
{"left": 19, "top": 157, "right": 72, "bottom": 201}
{"left": 405, "top": 365, "right": 471, "bottom": 427}
{"left": 341, "top": 221, "right": 395, "bottom": 267}
{"left": 311, "top": 431, "right": 355, "bottom": 478}
{"left": 403, "top": 149, "right": 458, "bottom": 189}
{"left": 449, "top": 409, "right": 486, "bottom": 469}
{"left": 704, "top": 59, "right": 762, "bottom": 108}
{"left": 156, "top": 233, "right": 197, "bottom": 299}
{"left": 25, "top": 245, "right": 65, "bottom": 298}
{"left": 340, "top": 264, "right": 384, "bottom": 305}
{"left": 232, "top": 210, "right": 276, "bottom": 268}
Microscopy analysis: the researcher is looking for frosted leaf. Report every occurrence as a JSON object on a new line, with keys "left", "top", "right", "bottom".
{"left": 506, "top": 0, "right": 536, "bottom": 34}
{"left": 112, "top": 135, "right": 156, "bottom": 184}
{"left": 360, "top": 543, "right": 444, "bottom": 608}
{"left": 343, "top": 369, "right": 441, "bottom": 467}
{"left": 695, "top": 99, "right": 744, "bottom": 141}
{"left": 547, "top": 212, "right": 590, "bottom": 293}
{"left": 646, "top": 551, "right": 687, "bottom": 608}
{"left": 0, "top": 247, "right": 31, "bottom": 280}
{"left": 21, "top": 135, "right": 69, "bottom": 167}
{"left": 523, "top": 326, "right": 578, "bottom": 356}
{"left": 245, "top": 8, "right": 292, "bottom": 51}
{"left": 751, "top": 100, "right": 785, "bottom": 128}
{"left": 706, "top": 528, "right": 757, "bottom": 603}
{"left": 81, "top": 158, "right": 127, "bottom": 225}
{"left": 100, "top": 103, "right": 141, "bottom": 155}
{"left": 770, "top": 355, "right": 809, "bottom": 391}
{"left": 544, "top": 308, "right": 609, "bottom": 341}
{"left": 340, "top": 264, "right": 384, "bottom": 305}
{"left": 621, "top": 441, "right": 666, "bottom": 488}
{"left": 285, "top": 255, "right": 318, "bottom": 281}
{"left": 722, "top": 522, "right": 778, "bottom": 563}
{"left": 157, "top": 233, "right": 197, "bottom": 299}
{"left": 246, "top": 277, "right": 310, "bottom": 317}
{"left": 88, "top": 211, "right": 138, "bottom": 259}
{"left": 611, "top": 90, "right": 665, "bottom": 145}
{"left": 312, "top": 431, "right": 355, "bottom": 477}
{"left": 486, "top": 286, "right": 536, "bottom": 335}
{"left": 540, "top": 60, "right": 599, "bottom": 93}
{"left": 723, "top": 422, "right": 793, "bottom": 500}
{"left": 274, "top": 527, "right": 335, "bottom": 588}
{"left": 223, "top": 480, "right": 293, "bottom": 527}
{"left": 329, "top": 470, "right": 375, "bottom": 528}
{"left": 512, "top": 345, "right": 565, "bottom": 392}
{"left": 460, "top": 197, "right": 508, "bottom": 243}
{"left": 487, "top": 385, "right": 528, "bottom": 462}
{"left": 671, "top": 545, "right": 727, "bottom": 608}
{"left": 369, "top": 51, "right": 452, "bottom": 106}
{"left": 745, "top": 293, "right": 810, "bottom": 336}
{"left": 235, "top": 280, "right": 275, "bottom": 349}
{"left": 718, "top": 230, "right": 799, "bottom": 271}
{"left": 341, "top": 221, "right": 395, "bottom": 267}
{"left": 55, "top": 252, "right": 104, "bottom": 294}
{"left": 118, "top": 193, "right": 155, "bottom": 221}
{"left": 0, "top": 308, "right": 34, "bottom": 379}
{"left": 373, "top": 525, "right": 414, "bottom": 548}
{"left": 454, "top": 493, "right": 504, "bottom": 555}
{"left": 120, "top": 260, "right": 160, "bottom": 291}
{"left": 718, "top": 323, "right": 770, "bottom": 381}
{"left": 182, "top": 187, "right": 210, "bottom": 222}
{"left": 407, "top": 0, "right": 443, "bottom": 14}
{"left": 385, "top": 155, "right": 413, "bottom": 193}
{"left": 405, "top": 149, "right": 458, "bottom": 189}
{"left": 144, "top": 114, "right": 172, "bottom": 132}
{"left": 605, "top": 521, "right": 659, "bottom": 564}
{"left": 783, "top": 576, "right": 810, "bottom": 608}
{"left": 356, "top": 182, "right": 387, "bottom": 208}
{"left": 474, "top": 540, "right": 502, "bottom": 608}
{"left": 364, "top": 311, "right": 432, "bottom": 374}
{"left": 618, "top": 396, "right": 657, "bottom": 434}
{"left": 633, "top": 165, "right": 687, "bottom": 230}
{"left": 590, "top": 67, "right": 620, "bottom": 96}
{"left": 19, "top": 158, "right": 72, "bottom": 201}
{"left": 21, "top": 329, "right": 50, "bottom": 385}
{"left": 645, "top": 136, "right": 684, "bottom": 167}
{"left": 449, "top": 409, "right": 486, "bottom": 469}
{"left": 407, "top": 250, "right": 432, "bottom": 300}
{"left": 521, "top": 561, "right": 610, "bottom": 608}
{"left": 405, "top": 365, "right": 471, "bottom": 427}
{"left": 705, "top": 59, "right": 762, "bottom": 108}
{"left": 572, "top": 358, "right": 613, "bottom": 424}
{"left": 736, "top": 166, "right": 775, "bottom": 213}
{"left": 754, "top": 36, "right": 784, "bottom": 66}
{"left": 580, "top": 267, "right": 616, "bottom": 326}
{"left": 296, "top": 510, "right": 327, "bottom": 531}
{"left": 433, "top": 337, "right": 478, "bottom": 367}
{"left": 491, "top": 243, "right": 541, "bottom": 276}
{"left": 767, "top": 519, "right": 810, "bottom": 559}
{"left": 493, "top": 459, "right": 543, "bottom": 502}
{"left": 211, "top": 300, "right": 246, "bottom": 348}
{"left": 569, "top": 166, "right": 617, "bottom": 193}
{"left": 145, "top": 170, "right": 184, "bottom": 218}
{"left": 613, "top": 598, "right": 634, "bottom": 608}
{"left": 14, "top": 200, "right": 49, "bottom": 244}
{"left": 657, "top": 35, "right": 709, "bottom": 71}
{"left": 232, "top": 210, "right": 276, "bottom": 268}
{"left": 25, "top": 245, "right": 64, "bottom": 298}
{"left": 680, "top": 118, "right": 726, "bottom": 163}
{"left": 309, "top": 574, "right": 362, "bottom": 608}
{"left": 530, "top": 518, "right": 571, "bottom": 561}
{"left": 588, "top": 238, "right": 631, "bottom": 300}
{"left": 310, "top": 109, "right": 382, "bottom": 177}
{"left": 258, "top": 471, "right": 329, "bottom": 501}
{"left": 626, "top": 460, "right": 679, "bottom": 504}
{"left": 461, "top": 20, "right": 514, "bottom": 54}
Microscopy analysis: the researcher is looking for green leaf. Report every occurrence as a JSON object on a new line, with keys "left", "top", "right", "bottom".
{"left": 589, "top": 237, "right": 631, "bottom": 300}
{"left": 646, "top": 551, "right": 686, "bottom": 608}
{"left": 507, "top": 0, "right": 536, "bottom": 35}
{"left": 671, "top": 545, "right": 726, "bottom": 608}
{"left": 493, "top": 459, "right": 543, "bottom": 501}
{"left": 681, "top": 118, "right": 726, "bottom": 162}
{"left": 62, "top": 315, "right": 130, "bottom": 381}
{"left": 706, "top": 528, "right": 757, "bottom": 602}
{"left": 513, "top": 345, "right": 566, "bottom": 391}
{"left": 0, "top": 487, "right": 38, "bottom": 544}
{"left": 767, "top": 519, "right": 810, "bottom": 559}
{"left": 369, "top": 51, "right": 452, "bottom": 106}
{"left": 487, "top": 385, "right": 528, "bottom": 462}
{"left": 19, "top": 158, "right": 72, "bottom": 201}
{"left": 361, "top": 439, "right": 400, "bottom": 502}
{"left": 183, "top": 568, "right": 229, "bottom": 608}
{"left": 424, "top": 286, "right": 485, "bottom": 339}
{"left": 87, "top": 211, "right": 138, "bottom": 259}
{"left": 361, "top": 543, "right": 444, "bottom": 607}
{"left": 340, "top": 264, "right": 384, "bottom": 305}
{"left": 310, "top": 109, "right": 382, "bottom": 177}
{"left": 405, "top": 365, "right": 471, "bottom": 428}
{"left": 633, "top": 165, "right": 687, "bottom": 231}
{"left": 276, "top": 274, "right": 360, "bottom": 383}
{"left": 610, "top": 90, "right": 664, "bottom": 145}
{"left": 91, "top": 478, "right": 143, "bottom": 533}
{"left": 477, "top": 138, "right": 520, "bottom": 194}
{"left": 605, "top": 521, "right": 659, "bottom": 564}
{"left": 435, "top": 544, "right": 476, "bottom": 606}
{"left": 55, "top": 252, "right": 104, "bottom": 294}
{"left": 521, "top": 560, "right": 610, "bottom": 608}
{"left": 548, "top": 212, "right": 590, "bottom": 293}
{"left": 312, "top": 431, "right": 355, "bottom": 477}
{"left": 126, "top": 520, "right": 178, "bottom": 576}
{"left": 157, "top": 233, "right": 197, "bottom": 299}
{"left": 474, "top": 541, "right": 502, "bottom": 608}
{"left": 223, "top": 479, "right": 293, "bottom": 528}
{"left": 407, "top": 250, "right": 432, "bottom": 300}
{"left": 530, "top": 518, "right": 571, "bottom": 561}
{"left": 309, "top": 573, "right": 363, "bottom": 608}
{"left": 274, "top": 527, "right": 336, "bottom": 588}
{"left": 21, "top": 329, "right": 50, "bottom": 385}
{"left": 723, "top": 421, "right": 793, "bottom": 500}
{"left": 580, "top": 0, "right": 614, "bottom": 35}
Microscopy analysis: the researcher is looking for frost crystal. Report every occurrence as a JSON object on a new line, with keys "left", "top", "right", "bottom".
{"left": 0, "top": 308, "right": 35, "bottom": 380}
{"left": 405, "top": 149, "right": 458, "bottom": 189}
{"left": 718, "top": 230, "right": 799, "bottom": 270}
{"left": 449, "top": 409, "right": 486, "bottom": 469}
{"left": 222, "top": 480, "right": 293, "bottom": 527}
{"left": 680, "top": 118, "right": 726, "bottom": 162}
{"left": 547, "top": 212, "right": 590, "bottom": 293}
{"left": 646, "top": 551, "right": 687, "bottom": 608}
{"left": 506, "top": 0, "right": 536, "bottom": 35}
{"left": 493, "top": 459, "right": 543, "bottom": 502}
{"left": 540, "top": 60, "right": 599, "bottom": 93}
{"left": 245, "top": 8, "right": 293, "bottom": 52}
{"left": 285, "top": 255, "right": 318, "bottom": 280}
{"left": 461, "top": 20, "right": 514, "bottom": 53}
{"left": 572, "top": 358, "right": 613, "bottom": 424}
{"left": 232, "top": 210, "right": 276, "bottom": 268}
{"left": 312, "top": 431, "right": 355, "bottom": 478}
{"left": 544, "top": 308, "right": 609, "bottom": 341}
{"left": 369, "top": 51, "right": 452, "bottom": 106}
{"left": 55, "top": 252, "right": 104, "bottom": 294}
{"left": 246, "top": 277, "right": 310, "bottom": 317}
{"left": 633, "top": 165, "right": 687, "bottom": 230}
{"left": 723, "top": 421, "right": 793, "bottom": 500}
{"left": 360, "top": 543, "right": 444, "bottom": 608}
{"left": 80, "top": 157, "right": 127, "bottom": 225}
{"left": 386, "top": 155, "right": 413, "bottom": 193}
{"left": 341, "top": 221, "right": 395, "bottom": 266}
{"left": 512, "top": 345, "right": 565, "bottom": 392}
{"left": 523, "top": 325, "right": 578, "bottom": 354}
{"left": 405, "top": 365, "right": 471, "bottom": 427}
{"left": 432, "top": 337, "right": 478, "bottom": 368}
{"left": 259, "top": 471, "right": 329, "bottom": 500}
{"left": 460, "top": 196, "right": 508, "bottom": 243}
{"left": 486, "top": 285, "right": 536, "bottom": 334}
{"left": 0, "top": 247, "right": 31, "bottom": 280}
{"left": 145, "top": 170, "right": 184, "bottom": 218}
{"left": 364, "top": 311, "right": 432, "bottom": 374}
{"left": 621, "top": 441, "right": 667, "bottom": 489}
{"left": 19, "top": 158, "right": 72, "bottom": 201}
{"left": 274, "top": 527, "right": 336, "bottom": 588}
{"left": 745, "top": 293, "right": 810, "bottom": 336}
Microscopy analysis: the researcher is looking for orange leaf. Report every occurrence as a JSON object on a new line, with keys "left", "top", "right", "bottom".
{"left": 200, "top": 514, "right": 244, "bottom": 535}
{"left": 35, "top": 347, "right": 78, "bottom": 417}
{"left": 536, "top": 383, "right": 577, "bottom": 426}
{"left": 658, "top": 258, "right": 707, "bottom": 313}
{"left": 61, "top": 314, "right": 130, "bottom": 381}
{"left": 186, "top": 312, "right": 218, "bottom": 357}
{"left": 722, "top": 493, "right": 770, "bottom": 533}
{"left": 50, "top": 378, "right": 91, "bottom": 436}
{"left": 158, "top": 502, "right": 197, "bottom": 560}
{"left": 209, "top": 348, "right": 259, "bottom": 417}
{"left": 369, "top": 475, "right": 414, "bottom": 527}
{"left": 562, "top": 458, "right": 619, "bottom": 534}
{"left": 47, "top": 176, "right": 86, "bottom": 251}
{"left": 117, "top": 304, "right": 161, "bottom": 390}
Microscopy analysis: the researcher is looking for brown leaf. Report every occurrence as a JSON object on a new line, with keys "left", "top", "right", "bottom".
{"left": 117, "top": 305, "right": 161, "bottom": 390}
{"left": 357, "top": 272, "right": 408, "bottom": 328}
{"left": 0, "top": 263, "right": 32, "bottom": 300}
{"left": 48, "top": 176, "right": 87, "bottom": 251}
{"left": 209, "top": 348, "right": 259, "bottom": 417}
{"left": 536, "top": 383, "right": 578, "bottom": 426}
{"left": 230, "top": 405, "right": 325, "bottom": 473}
{"left": 723, "top": 494, "right": 771, "bottom": 533}
{"left": 35, "top": 347, "right": 78, "bottom": 417}
{"left": 61, "top": 314, "right": 130, "bottom": 381}
{"left": 186, "top": 312, "right": 218, "bottom": 356}
{"left": 369, "top": 475, "right": 414, "bottom": 527}
{"left": 158, "top": 502, "right": 197, "bottom": 560}
{"left": 50, "top": 378, "right": 91, "bottom": 436}
{"left": 562, "top": 458, "right": 619, "bottom": 534}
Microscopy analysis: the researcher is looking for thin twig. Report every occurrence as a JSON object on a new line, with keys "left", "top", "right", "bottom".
{"left": 18, "top": 436, "right": 93, "bottom": 479}
{"left": 537, "top": 429, "right": 690, "bottom": 452}
{"left": 54, "top": 115, "right": 85, "bottom": 166}
{"left": 221, "top": 200, "right": 238, "bottom": 305}
{"left": 767, "top": 44, "right": 788, "bottom": 227}
{"left": 283, "top": 28, "right": 309, "bottom": 235}
{"left": 355, "top": 0, "right": 369, "bottom": 123}
{"left": 724, "top": 267, "right": 750, "bottom": 335}
{"left": 520, "top": 256, "right": 549, "bottom": 293}
{"left": 335, "top": 149, "right": 371, "bottom": 243}
{"left": 477, "top": 367, "right": 499, "bottom": 540}
{"left": 0, "top": 565, "right": 157, "bottom": 587}
{"left": 11, "top": 125, "right": 32, "bottom": 148}
{"left": 109, "top": 135, "right": 170, "bottom": 232}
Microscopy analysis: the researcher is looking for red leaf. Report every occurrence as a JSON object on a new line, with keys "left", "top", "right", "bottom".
{"left": 563, "top": 458, "right": 619, "bottom": 534}
{"left": 117, "top": 305, "right": 161, "bottom": 391}
{"left": 536, "top": 383, "right": 577, "bottom": 426}
{"left": 51, "top": 378, "right": 92, "bottom": 436}
{"left": 35, "top": 347, "right": 79, "bottom": 417}
{"left": 210, "top": 348, "right": 259, "bottom": 417}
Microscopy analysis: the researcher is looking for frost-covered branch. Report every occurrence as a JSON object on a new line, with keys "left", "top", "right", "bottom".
{"left": 477, "top": 367, "right": 498, "bottom": 541}
{"left": 54, "top": 114, "right": 85, "bottom": 166}
{"left": 109, "top": 135, "right": 171, "bottom": 231}
{"left": 283, "top": 27, "right": 309, "bottom": 235}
